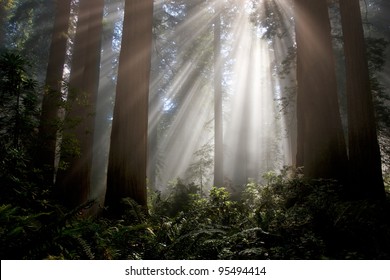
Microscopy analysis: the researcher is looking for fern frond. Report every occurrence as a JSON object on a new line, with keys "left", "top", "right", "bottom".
{"left": 74, "top": 236, "right": 94, "bottom": 260}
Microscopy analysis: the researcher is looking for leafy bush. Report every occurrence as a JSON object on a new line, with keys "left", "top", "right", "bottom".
{"left": 2, "top": 160, "right": 390, "bottom": 260}
{"left": 0, "top": 50, "right": 39, "bottom": 150}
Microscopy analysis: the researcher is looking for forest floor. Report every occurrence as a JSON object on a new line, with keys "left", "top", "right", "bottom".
{"left": 1, "top": 161, "right": 390, "bottom": 260}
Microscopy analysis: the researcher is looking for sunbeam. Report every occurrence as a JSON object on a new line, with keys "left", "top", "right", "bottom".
{"left": 148, "top": 0, "right": 294, "bottom": 192}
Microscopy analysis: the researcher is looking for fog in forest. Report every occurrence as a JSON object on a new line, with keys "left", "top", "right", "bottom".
{"left": 87, "top": 0, "right": 297, "bottom": 202}
{"left": 73, "top": 0, "right": 390, "bottom": 204}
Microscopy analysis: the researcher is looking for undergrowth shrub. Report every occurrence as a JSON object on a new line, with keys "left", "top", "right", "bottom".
{"left": 2, "top": 163, "right": 390, "bottom": 259}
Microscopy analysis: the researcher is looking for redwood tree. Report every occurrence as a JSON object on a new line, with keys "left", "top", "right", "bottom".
{"left": 214, "top": 6, "right": 224, "bottom": 188}
{"left": 339, "top": 0, "right": 385, "bottom": 199}
{"left": 57, "top": 0, "right": 104, "bottom": 207}
{"left": 38, "top": 0, "right": 71, "bottom": 182}
{"left": 105, "top": 0, "right": 154, "bottom": 212}
{"left": 294, "top": 0, "right": 348, "bottom": 182}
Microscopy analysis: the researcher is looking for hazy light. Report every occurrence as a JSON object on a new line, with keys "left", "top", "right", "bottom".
{"left": 148, "top": 0, "right": 293, "bottom": 190}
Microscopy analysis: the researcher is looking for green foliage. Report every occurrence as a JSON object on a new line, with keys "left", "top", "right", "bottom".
{"left": 185, "top": 142, "right": 214, "bottom": 190}
{"left": 52, "top": 85, "right": 95, "bottom": 172}
{"left": 2, "top": 163, "right": 390, "bottom": 259}
{"left": 150, "top": 179, "right": 201, "bottom": 217}
{"left": 0, "top": 49, "right": 39, "bottom": 150}
{"left": 3, "top": 0, "right": 54, "bottom": 80}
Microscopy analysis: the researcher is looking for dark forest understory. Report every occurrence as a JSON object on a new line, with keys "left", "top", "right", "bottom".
{"left": 1, "top": 164, "right": 390, "bottom": 259}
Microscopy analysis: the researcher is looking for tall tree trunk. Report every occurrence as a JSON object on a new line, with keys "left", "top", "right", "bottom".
{"left": 147, "top": 90, "right": 159, "bottom": 191}
{"left": 339, "top": 0, "right": 385, "bottom": 199}
{"left": 295, "top": 45, "right": 304, "bottom": 168}
{"left": 294, "top": 0, "right": 348, "bottom": 182}
{"left": 147, "top": 24, "right": 162, "bottom": 191}
{"left": 105, "top": 0, "right": 154, "bottom": 212}
{"left": 57, "top": 0, "right": 104, "bottom": 208}
{"left": 147, "top": 45, "right": 163, "bottom": 191}
{"left": 214, "top": 8, "right": 224, "bottom": 188}
{"left": 38, "top": 0, "right": 71, "bottom": 183}
{"left": 90, "top": 0, "right": 121, "bottom": 215}
{"left": 234, "top": 55, "right": 252, "bottom": 187}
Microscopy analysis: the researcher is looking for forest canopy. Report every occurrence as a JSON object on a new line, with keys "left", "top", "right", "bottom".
{"left": 0, "top": 0, "right": 390, "bottom": 260}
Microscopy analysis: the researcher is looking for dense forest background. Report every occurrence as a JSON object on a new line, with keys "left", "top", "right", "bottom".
{"left": 1, "top": 0, "right": 390, "bottom": 260}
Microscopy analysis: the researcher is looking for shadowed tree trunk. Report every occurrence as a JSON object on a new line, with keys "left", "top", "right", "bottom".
{"left": 339, "top": 0, "right": 385, "bottom": 199}
{"left": 214, "top": 6, "right": 224, "bottom": 188}
{"left": 294, "top": 0, "right": 348, "bottom": 182}
{"left": 38, "top": 0, "right": 71, "bottom": 183}
{"left": 57, "top": 0, "right": 104, "bottom": 208}
{"left": 89, "top": 0, "right": 122, "bottom": 215}
{"left": 105, "top": 0, "right": 154, "bottom": 213}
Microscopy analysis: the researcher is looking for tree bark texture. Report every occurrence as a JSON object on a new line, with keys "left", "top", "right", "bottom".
{"left": 38, "top": 0, "right": 71, "bottom": 182}
{"left": 214, "top": 9, "right": 224, "bottom": 188}
{"left": 57, "top": 0, "right": 104, "bottom": 208}
{"left": 339, "top": 0, "right": 385, "bottom": 199}
{"left": 294, "top": 0, "right": 348, "bottom": 182}
{"left": 105, "top": 0, "right": 154, "bottom": 211}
